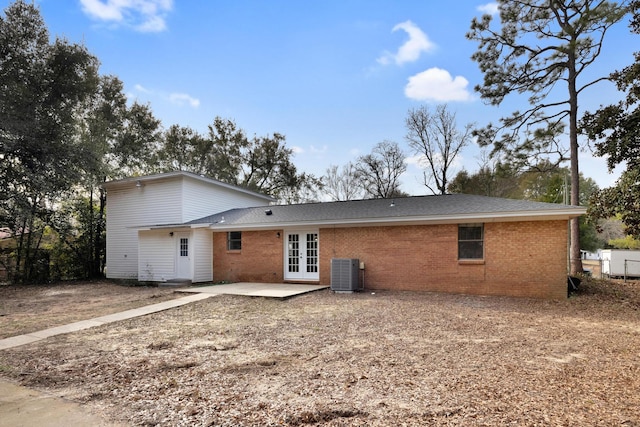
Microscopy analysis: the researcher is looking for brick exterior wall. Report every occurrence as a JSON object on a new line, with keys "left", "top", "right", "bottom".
{"left": 213, "top": 230, "right": 284, "bottom": 283}
{"left": 212, "top": 220, "right": 569, "bottom": 299}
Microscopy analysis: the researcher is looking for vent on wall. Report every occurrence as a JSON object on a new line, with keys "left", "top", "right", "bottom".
{"left": 331, "top": 258, "right": 360, "bottom": 292}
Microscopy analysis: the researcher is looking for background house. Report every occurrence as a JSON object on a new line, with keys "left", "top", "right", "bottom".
{"left": 0, "top": 228, "right": 12, "bottom": 281}
{"left": 104, "top": 172, "right": 586, "bottom": 299}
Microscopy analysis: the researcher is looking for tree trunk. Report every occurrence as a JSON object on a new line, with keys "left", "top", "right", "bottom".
{"left": 23, "top": 200, "right": 38, "bottom": 283}
{"left": 13, "top": 215, "right": 28, "bottom": 283}
{"left": 95, "top": 184, "right": 106, "bottom": 277}
{"left": 88, "top": 186, "right": 95, "bottom": 278}
{"left": 568, "top": 48, "right": 583, "bottom": 276}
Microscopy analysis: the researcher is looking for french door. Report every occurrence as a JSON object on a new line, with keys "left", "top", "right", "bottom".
{"left": 284, "top": 230, "right": 319, "bottom": 281}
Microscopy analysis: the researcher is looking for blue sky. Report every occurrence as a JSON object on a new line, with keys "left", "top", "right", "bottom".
{"left": 10, "top": 0, "right": 637, "bottom": 195}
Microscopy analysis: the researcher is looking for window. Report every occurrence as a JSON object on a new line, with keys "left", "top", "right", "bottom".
{"left": 180, "top": 238, "right": 188, "bottom": 257}
{"left": 306, "top": 233, "right": 318, "bottom": 273}
{"left": 227, "top": 231, "right": 242, "bottom": 251}
{"left": 458, "top": 224, "right": 483, "bottom": 260}
{"left": 288, "top": 234, "right": 299, "bottom": 273}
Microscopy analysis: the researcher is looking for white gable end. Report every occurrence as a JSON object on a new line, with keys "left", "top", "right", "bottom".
{"left": 181, "top": 177, "right": 269, "bottom": 222}
{"left": 104, "top": 172, "right": 272, "bottom": 281}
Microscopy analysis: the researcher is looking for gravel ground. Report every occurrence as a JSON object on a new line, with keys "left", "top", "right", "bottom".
{"left": 0, "top": 278, "right": 639, "bottom": 426}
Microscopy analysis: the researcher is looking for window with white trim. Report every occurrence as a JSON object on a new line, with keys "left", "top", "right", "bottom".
{"left": 227, "top": 231, "right": 242, "bottom": 251}
{"left": 458, "top": 224, "right": 484, "bottom": 260}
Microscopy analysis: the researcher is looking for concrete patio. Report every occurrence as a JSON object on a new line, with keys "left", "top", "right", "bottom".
{"left": 177, "top": 282, "right": 329, "bottom": 298}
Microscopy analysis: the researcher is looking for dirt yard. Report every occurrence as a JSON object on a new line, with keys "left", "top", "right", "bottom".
{"left": 0, "top": 281, "right": 179, "bottom": 340}
{"left": 1, "top": 279, "right": 639, "bottom": 426}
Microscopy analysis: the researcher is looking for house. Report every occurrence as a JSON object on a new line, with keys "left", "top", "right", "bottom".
{"left": 104, "top": 171, "right": 586, "bottom": 299}
{"left": 601, "top": 249, "right": 640, "bottom": 278}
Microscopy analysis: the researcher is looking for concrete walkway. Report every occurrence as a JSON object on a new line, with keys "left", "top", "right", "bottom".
{"left": 0, "top": 293, "right": 212, "bottom": 351}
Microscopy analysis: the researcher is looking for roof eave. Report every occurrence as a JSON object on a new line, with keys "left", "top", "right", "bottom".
{"left": 205, "top": 209, "right": 586, "bottom": 231}
{"left": 102, "top": 171, "right": 275, "bottom": 202}
{"left": 134, "top": 223, "right": 212, "bottom": 231}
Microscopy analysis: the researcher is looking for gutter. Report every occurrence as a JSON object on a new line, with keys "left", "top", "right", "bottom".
{"left": 197, "top": 208, "right": 587, "bottom": 231}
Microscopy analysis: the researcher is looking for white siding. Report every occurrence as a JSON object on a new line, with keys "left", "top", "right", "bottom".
{"left": 106, "top": 180, "right": 182, "bottom": 279}
{"left": 106, "top": 173, "right": 271, "bottom": 280}
{"left": 105, "top": 188, "right": 139, "bottom": 279}
{"left": 181, "top": 178, "right": 270, "bottom": 222}
{"left": 138, "top": 230, "right": 176, "bottom": 281}
{"left": 192, "top": 228, "right": 213, "bottom": 282}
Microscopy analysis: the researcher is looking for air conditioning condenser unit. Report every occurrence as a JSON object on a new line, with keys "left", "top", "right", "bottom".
{"left": 331, "top": 258, "right": 360, "bottom": 292}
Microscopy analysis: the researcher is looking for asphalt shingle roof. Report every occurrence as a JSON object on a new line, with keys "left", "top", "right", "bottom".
{"left": 187, "top": 194, "right": 585, "bottom": 229}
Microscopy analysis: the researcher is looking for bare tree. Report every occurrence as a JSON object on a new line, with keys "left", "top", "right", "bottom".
{"left": 405, "top": 104, "right": 473, "bottom": 194}
{"left": 355, "top": 141, "right": 408, "bottom": 199}
{"left": 322, "top": 162, "right": 365, "bottom": 201}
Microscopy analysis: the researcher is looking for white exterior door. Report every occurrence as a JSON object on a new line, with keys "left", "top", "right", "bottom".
{"left": 284, "top": 230, "right": 319, "bottom": 281}
{"left": 175, "top": 232, "right": 192, "bottom": 279}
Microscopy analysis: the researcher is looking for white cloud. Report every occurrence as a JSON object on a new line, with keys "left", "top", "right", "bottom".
{"left": 134, "top": 83, "right": 151, "bottom": 93}
{"left": 405, "top": 154, "right": 427, "bottom": 166}
{"left": 80, "top": 0, "right": 123, "bottom": 20}
{"left": 405, "top": 67, "right": 472, "bottom": 102}
{"left": 310, "top": 145, "right": 328, "bottom": 154}
{"left": 130, "top": 84, "right": 199, "bottom": 108}
{"left": 291, "top": 146, "right": 304, "bottom": 154}
{"left": 377, "top": 20, "right": 435, "bottom": 66}
{"left": 169, "top": 93, "right": 200, "bottom": 108}
{"left": 477, "top": 2, "right": 499, "bottom": 15}
{"left": 137, "top": 15, "right": 166, "bottom": 32}
{"left": 406, "top": 153, "right": 448, "bottom": 170}
{"left": 79, "top": 0, "right": 173, "bottom": 33}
